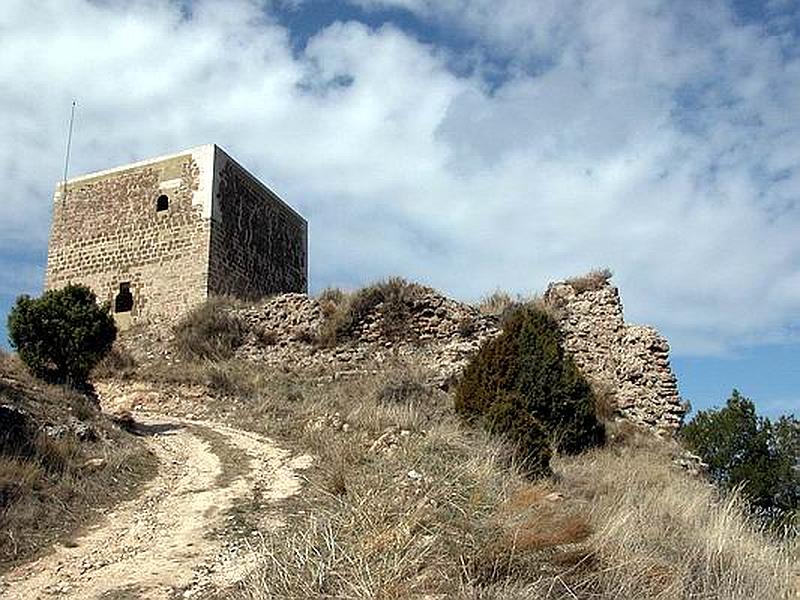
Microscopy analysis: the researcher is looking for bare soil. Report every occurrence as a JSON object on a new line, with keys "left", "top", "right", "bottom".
{"left": 0, "top": 412, "right": 311, "bottom": 599}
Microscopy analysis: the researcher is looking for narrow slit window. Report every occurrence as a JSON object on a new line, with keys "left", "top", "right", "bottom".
{"left": 156, "top": 194, "right": 169, "bottom": 212}
{"left": 115, "top": 282, "right": 133, "bottom": 313}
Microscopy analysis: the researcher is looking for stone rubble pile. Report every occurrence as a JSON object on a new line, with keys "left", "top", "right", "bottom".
{"left": 544, "top": 281, "right": 686, "bottom": 432}
{"left": 346, "top": 291, "right": 497, "bottom": 346}
{"left": 232, "top": 286, "right": 499, "bottom": 387}
{"left": 236, "top": 293, "right": 325, "bottom": 343}
{"left": 118, "top": 276, "right": 687, "bottom": 434}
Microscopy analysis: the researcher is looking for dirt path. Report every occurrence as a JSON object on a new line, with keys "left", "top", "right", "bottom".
{"left": 1, "top": 413, "right": 312, "bottom": 600}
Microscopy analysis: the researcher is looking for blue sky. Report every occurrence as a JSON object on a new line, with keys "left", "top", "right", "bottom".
{"left": 1, "top": 0, "right": 798, "bottom": 418}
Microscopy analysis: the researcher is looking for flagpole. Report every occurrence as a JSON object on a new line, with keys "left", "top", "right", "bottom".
{"left": 62, "top": 100, "right": 77, "bottom": 194}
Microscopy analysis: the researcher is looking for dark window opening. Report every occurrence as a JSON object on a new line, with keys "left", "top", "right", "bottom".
{"left": 115, "top": 283, "right": 133, "bottom": 313}
{"left": 156, "top": 194, "right": 169, "bottom": 212}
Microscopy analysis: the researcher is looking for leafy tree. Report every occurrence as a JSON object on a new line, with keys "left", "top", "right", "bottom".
{"left": 681, "top": 390, "right": 799, "bottom": 517}
{"left": 771, "top": 415, "right": 800, "bottom": 514}
{"left": 455, "top": 305, "right": 604, "bottom": 475}
{"left": 7, "top": 284, "right": 116, "bottom": 387}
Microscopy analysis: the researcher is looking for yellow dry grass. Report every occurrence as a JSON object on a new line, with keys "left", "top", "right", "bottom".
{"left": 181, "top": 363, "right": 798, "bottom": 600}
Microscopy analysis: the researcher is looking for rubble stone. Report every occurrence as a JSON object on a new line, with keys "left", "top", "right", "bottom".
{"left": 118, "top": 277, "right": 686, "bottom": 435}
{"left": 544, "top": 281, "right": 686, "bottom": 433}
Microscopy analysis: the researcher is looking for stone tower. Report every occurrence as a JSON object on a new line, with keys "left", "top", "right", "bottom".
{"left": 45, "top": 144, "right": 308, "bottom": 328}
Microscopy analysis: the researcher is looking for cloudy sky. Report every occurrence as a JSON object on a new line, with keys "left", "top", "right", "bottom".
{"left": 1, "top": 0, "right": 798, "bottom": 416}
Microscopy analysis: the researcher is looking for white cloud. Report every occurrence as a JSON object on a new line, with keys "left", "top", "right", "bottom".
{"left": 0, "top": 0, "right": 799, "bottom": 356}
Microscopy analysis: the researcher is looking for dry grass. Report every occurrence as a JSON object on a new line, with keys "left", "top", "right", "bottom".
{"left": 0, "top": 432, "right": 153, "bottom": 566}
{"left": 539, "top": 425, "right": 798, "bottom": 599}
{"left": 0, "top": 351, "right": 156, "bottom": 568}
{"left": 173, "top": 296, "right": 251, "bottom": 360}
{"left": 92, "top": 345, "right": 137, "bottom": 380}
{"left": 564, "top": 268, "right": 614, "bottom": 294}
{"left": 477, "top": 290, "right": 518, "bottom": 317}
{"left": 140, "top": 358, "right": 262, "bottom": 400}
{"left": 162, "top": 361, "right": 514, "bottom": 598}
{"left": 177, "top": 363, "right": 797, "bottom": 600}
{"left": 317, "top": 277, "right": 427, "bottom": 347}
{"left": 317, "top": 287, "right": 346, "bottom": 309}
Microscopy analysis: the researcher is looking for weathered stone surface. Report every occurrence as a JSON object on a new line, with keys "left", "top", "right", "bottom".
{"left": 208, "top": 155, "right": 307, "bottom": 300}
{"left": 229, "top": 287, "right": 500, "bottom": 388}
{"left": 45, "top": 144, "right": 307, "bottom": 327}
{"left": 543, "top": 281, "right": 686, "bottom": 433}
{"left": 117, "top": 277, "right": 686, "bottom": 435}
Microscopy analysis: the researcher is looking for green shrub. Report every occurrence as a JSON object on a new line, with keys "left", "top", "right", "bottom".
{"left": 681, "top": 390, "right": 799, "bottom": 522}
{"left": 455, "top": 305, "right": 604, "bottom": 475}
{"left": 7, "top": 284, "right": 116, "bottom": 387}
{"left": 173, "top": 297, "right": 250, "bottom": 361}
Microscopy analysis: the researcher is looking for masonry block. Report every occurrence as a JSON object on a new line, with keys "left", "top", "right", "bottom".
{"left": 45, "top": 144, "right": 307, "bottom": 327}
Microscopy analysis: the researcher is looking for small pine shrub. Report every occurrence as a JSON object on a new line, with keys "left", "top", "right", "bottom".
{"left": 681, "top": 390, "right": 799, "bottom": 521}
{"left": 455, "top": 305, "right": 604, "bottom": 476}
{"left": 173, "top": 298, "right": 250, "bottom": 360}
{"left": 7, "top": 284, "right": 116, "bottom": 387}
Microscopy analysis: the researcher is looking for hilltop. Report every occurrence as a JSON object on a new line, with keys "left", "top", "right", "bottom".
{"left": 1, "top": 275, "right": 796, "bottom": 599}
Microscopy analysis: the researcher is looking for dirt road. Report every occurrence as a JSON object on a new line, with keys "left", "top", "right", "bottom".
{"left": 1, "top": 413, "right": 311, "bottom": 599}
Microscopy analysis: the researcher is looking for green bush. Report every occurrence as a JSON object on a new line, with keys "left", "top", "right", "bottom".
{"left": 173, "top": 297, "right": 250, "bottom": 361}
{"left": 7, "top": 285, "right": 116, "bottom": 387}
{"left": 681, "top": 390, "right": 799, "bottom": 521}
{"left": 455, "top": 305, "right": 604, "bottom": 475}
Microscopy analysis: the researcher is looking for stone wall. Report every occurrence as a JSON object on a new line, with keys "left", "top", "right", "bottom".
{"left": 46, "top": 152, "right": 210, "bottom": 325}
{"left": 230, "top": 279, "right": 686, "bottom": 432}
{"left": 45, "top": 144, "right": 308, "bottom": 327}
{"left": 207, "top": 151, "right": 308, "bottom": 299}
{"left": 543, "top": 279, "right": 686, "bottom": 432}
{"left": 119, "top": 277, "right": 685, "bottom": 432}
{"left": 231, "top": 288, "right": 498, "bottom": 386}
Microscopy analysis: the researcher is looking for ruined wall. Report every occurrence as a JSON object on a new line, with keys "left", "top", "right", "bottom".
{"left": 207, "top": 150, "right": 308, "bottom": 300}
{"left": 544, "top": 280, "right": 686, "bottom": 432}
{"left": 46, "top": 151, "right": 211, "bottom": 325}
{"left": 118, "top": 275, "right": 686, "bottom": 433}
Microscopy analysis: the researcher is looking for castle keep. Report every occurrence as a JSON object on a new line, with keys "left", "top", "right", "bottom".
{"left": 45, "top": 144, "right": 307, "bottom": 326}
